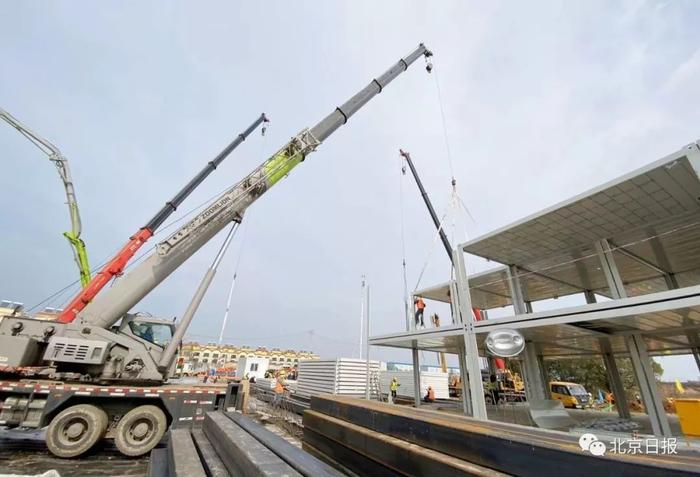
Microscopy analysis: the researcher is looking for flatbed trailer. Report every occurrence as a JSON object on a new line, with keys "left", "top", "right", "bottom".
{"left": 0, "top": 379, "right": 235, "bottom": 457}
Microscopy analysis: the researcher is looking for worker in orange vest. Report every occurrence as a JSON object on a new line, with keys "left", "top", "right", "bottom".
{"left": 273, "top": 372, "right": 286, "bottom": 406}
{"left": 414, "top": 296, "right": 426, "bottom": 328}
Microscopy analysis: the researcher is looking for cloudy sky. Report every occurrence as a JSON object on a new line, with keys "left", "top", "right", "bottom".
{"left": 2, "top": 1, "right": 699, "bottom": 380}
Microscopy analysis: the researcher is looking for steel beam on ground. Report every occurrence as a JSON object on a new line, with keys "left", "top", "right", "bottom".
{"left": 303, "top": 410, "right": 508, "bottom": 477}
{"left": 168, "top": 429, "right": 207, "bottom": 477}
{"left": 599, "top": 338, "right": 630, "bottom": 419}
{"left": 454, "top": 248, "right": 487, "bottom": 419}
{"left": 203, "top": 412, "right": 302, "bottom": 476}
{"left": 595, "top": 238, "right": 628, "bottom": 299}
{"left": 191, "top": 429, "right": 229, "bottom": 477}
{"left": 305, "top": 395, "right": 700, "bottom": 477}
{"left": 412, "top": 344, "right": 421, "bottom": 408}
{"left": 225, "top": 413, "right": 342, "bottom": 477}
{"left": 626, "top": 334, "right": 672, "bottom": 436}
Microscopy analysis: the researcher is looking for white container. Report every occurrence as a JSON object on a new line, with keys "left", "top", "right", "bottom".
{"left": 236, "top": 357, "right": 270, "bottom": 379}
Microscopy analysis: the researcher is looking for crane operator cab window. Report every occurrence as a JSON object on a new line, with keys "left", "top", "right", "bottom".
{"left": 129, "top": 321, "right": 172, "bottom": 347}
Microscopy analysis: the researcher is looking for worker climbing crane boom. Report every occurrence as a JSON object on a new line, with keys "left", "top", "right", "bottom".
{"left": 1, "top": 107, "right": 92, "bottom": 288}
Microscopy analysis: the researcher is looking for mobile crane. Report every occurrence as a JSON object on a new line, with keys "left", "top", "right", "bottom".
{"left": 1, "top": 107, "right": 91, "bottom": 288}
{"left": 0, "top": 44, "right": 433, "bottom": 458}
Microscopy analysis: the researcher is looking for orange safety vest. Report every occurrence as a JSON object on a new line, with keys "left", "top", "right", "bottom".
{"left": 427, "top": 387, "right": 435, "bottom": 401}
{"left": 415, "top": 298, "right": 425, "bottom": 310}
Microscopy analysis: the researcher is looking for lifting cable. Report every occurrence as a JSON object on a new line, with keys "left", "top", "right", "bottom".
{"left": 398, "top": 156, "right": 411, "bottom": 325}
{"left": 217, "top": 120, "right": 269, "bottom": 342}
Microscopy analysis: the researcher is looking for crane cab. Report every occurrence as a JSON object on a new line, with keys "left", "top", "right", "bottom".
{"left": 118, "top": 314, "right": 175, "bottom": 349}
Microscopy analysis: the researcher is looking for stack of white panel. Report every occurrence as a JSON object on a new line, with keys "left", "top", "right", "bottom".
{"left": 254, "top": 377, "right": 275, "bottom": 389}
{"left": 380, "top": 370, "right": 450, "bottom": 399}
{"left": 297, "top": 358, "right": 380, "bottom": 399}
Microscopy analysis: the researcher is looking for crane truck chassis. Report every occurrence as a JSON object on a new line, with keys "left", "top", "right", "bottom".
{"left": 0, "top": 43, "right": 433, "bottom": 458}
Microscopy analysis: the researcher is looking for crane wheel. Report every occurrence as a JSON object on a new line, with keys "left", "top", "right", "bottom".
{"left": 114, "top": 405, "right": 167, "bottom": 457}
{"left": 46, "top": 404, "right": 108, "bottom": 458}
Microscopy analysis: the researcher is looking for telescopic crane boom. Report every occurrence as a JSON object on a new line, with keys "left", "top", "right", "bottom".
{"left": 1, "top": 107, "right": 92, "bottom": 288}
{"left": 77, "top": 43, "right": 434, "bottom": 331}
{"left": 58, "top": 113, "right": 268, "bottom": 323}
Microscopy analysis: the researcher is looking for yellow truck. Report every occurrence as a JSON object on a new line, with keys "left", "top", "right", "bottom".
{"left": 549, "top": 381, "right": 591, "bottom": 409}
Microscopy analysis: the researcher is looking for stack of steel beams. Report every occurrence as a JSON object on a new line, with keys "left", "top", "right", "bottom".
{"left": 303, "top": 395, "right": 700, "bottom": 477}
{"left": 149, "top": 411, "right": 342, "bottom": 477}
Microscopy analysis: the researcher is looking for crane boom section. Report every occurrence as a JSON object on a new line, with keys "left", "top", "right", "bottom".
{"left": 78, "top": 43, "right": 433, "bottom": 329}
{"left": 58, "top": 114, "right": 267, "bottom": 324}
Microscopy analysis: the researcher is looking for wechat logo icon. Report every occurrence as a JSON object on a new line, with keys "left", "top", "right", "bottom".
{"left": 579, "top": 433, "right": 606, "bottom": 456}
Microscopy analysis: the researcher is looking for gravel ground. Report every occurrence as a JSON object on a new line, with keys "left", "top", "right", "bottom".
{"left": 0, "top": 431, "right": 150, "bottom": 477}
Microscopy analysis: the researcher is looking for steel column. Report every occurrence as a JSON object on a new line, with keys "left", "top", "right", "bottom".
{"left": 536, "top": 352, "right": 549, "bottom": 394}
{"left": 694, "top": 348, "right": 700, "bottom": 373}
{"left": 449, "top": 280, "right": 460, "bottom": 324}
{"left": 521, "top": 342, "right": 547, "bottom": 401}
{"left": 583, "top": 290, "right": 597, "bottom": 304}
{"left": 595, "top": 239, "right": 627, "bottom": 299}
{"left": 457, "top": 345, "right": 472, "bottom": 415}
{"left": 454, "top": 248, "right": 487, "bottom": 419}
{"left": 412, "top": 344, "right": 421, "bottom": 408}
{"left": 599, "top": 339, "right": 630, "bottom": 419}
{"left": 626, "top": 334, "right": 672, "bottom": 436}
{"left": 506, "top": 265, "right": 528, "bottom": 314}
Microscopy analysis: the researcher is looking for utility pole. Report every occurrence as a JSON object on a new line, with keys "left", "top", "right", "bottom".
{"left": 365, "top": 282, "right": 371, "bottom": 399}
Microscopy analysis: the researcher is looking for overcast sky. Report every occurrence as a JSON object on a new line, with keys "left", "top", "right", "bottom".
{"left": 1, "top": 1, "right": 699, "bottom": 380}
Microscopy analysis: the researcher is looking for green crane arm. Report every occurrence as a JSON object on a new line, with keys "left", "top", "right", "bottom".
{"left": 0, "top": 107, "right": 91, "bottom": 287}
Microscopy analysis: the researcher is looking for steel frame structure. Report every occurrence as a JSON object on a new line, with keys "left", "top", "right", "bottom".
{"left": 370, "top": 140, "right": 700, "bottom": 437}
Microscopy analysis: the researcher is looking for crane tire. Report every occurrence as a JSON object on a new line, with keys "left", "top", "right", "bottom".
{"left": 46, "top": 403, "right": 108, "bottom": 458}
{"left": 114, "top": 405, "right": 167, "bottom": 457}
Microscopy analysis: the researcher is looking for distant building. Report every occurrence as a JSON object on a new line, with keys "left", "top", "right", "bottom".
{"left": 177, "top": 342, "right": 319, "bottom": 373}
{"left": 0, "top": 300, "right": 60, "bottom": 322}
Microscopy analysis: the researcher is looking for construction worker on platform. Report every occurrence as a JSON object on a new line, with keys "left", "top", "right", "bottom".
{"left": 414, "top": 296, "right": 426, "bottom": 327}
{"left": 423, "top": 386, "right": 435, "bottom": 403}
{"left": 431, "top": 313, "right": 441, "bottom": 328}
{"left": 390, "top": 377, "right": 400, "bottom": 403}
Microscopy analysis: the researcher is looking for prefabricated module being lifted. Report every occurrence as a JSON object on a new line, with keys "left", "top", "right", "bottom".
{"left": 0, "top": 43, "right": 433, "bottom": 457}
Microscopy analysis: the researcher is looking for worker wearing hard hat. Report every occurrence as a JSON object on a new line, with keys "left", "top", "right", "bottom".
{"left": 390, "top": 377, "right": 400, "bottom": 402}
{"left": 414, "top": 296, "right": 426, "bottom": 328}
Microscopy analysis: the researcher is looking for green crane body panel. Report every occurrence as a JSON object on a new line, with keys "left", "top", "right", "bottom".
{"left": 263, "top": 148, "right": 305, "bottom": 187}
